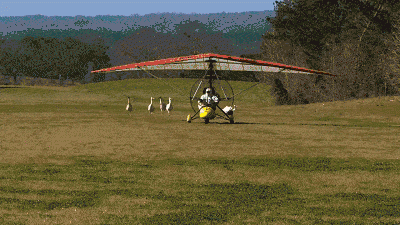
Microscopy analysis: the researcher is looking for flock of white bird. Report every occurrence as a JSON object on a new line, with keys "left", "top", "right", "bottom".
{"left": 126, "top": 96, "right": 236, "bottom": 117}
{"left": 126, "top": 96, "right": 173, "bottom": 115}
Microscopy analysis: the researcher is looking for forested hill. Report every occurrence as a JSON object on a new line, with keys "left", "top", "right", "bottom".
{"left": 0, "top": 11, "right": 274, "bottom": 34}
{"left": 0, "top": 11, "right": 274, "bottom": 50}
{"left": 0, "top": 10, "right": 274, "bottom": 83}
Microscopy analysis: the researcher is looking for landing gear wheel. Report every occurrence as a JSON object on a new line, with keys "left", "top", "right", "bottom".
{"left": 205, "top": 118, "right": 209, "bottom": 124}
{"left": 230, "top": 119, "right": 234, "bottom": 124}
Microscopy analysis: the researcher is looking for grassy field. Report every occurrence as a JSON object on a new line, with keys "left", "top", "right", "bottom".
{"left": 0, "top": 78, "right": 400, "bottom": 224}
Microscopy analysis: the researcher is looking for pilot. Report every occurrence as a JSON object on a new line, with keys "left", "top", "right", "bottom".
{"left": 199, "top": 87, "right": 219, "bottom": 110}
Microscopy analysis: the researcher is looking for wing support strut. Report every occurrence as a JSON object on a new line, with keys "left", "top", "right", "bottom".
{"left": 226, "top": 82, "right": 262, "bottom": 100}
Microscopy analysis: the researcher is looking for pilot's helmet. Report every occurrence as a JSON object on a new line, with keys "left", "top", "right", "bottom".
{"left": 206, "top": 88, "right": 212, "bottom": 94}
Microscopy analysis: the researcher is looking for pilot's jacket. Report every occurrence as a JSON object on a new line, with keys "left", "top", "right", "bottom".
{"left": 199, "top": 93, "right": 219, "bottom": 106}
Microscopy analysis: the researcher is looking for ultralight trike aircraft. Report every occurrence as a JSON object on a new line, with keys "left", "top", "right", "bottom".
{"left": 91, "top": 53, "right": 336, "bottom": 124}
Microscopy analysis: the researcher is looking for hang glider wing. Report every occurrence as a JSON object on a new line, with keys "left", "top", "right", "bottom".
{"left": 91, "top": 53, "right": 336, "bottom": 76}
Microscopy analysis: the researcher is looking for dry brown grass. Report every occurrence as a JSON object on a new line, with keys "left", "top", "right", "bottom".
{"left": 0, "top": 79, "right": 399, "bottom": 224}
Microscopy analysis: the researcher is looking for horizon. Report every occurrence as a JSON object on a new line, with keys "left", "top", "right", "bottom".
{"left": 0, "top": 1, "right": 277, "bottom": 17}
{"left": 0, "top": 10, "right": 275, "bottom": 18}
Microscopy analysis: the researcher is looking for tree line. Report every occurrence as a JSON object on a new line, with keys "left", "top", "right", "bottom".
{"left": 4, "top": 1, "right": 397, "bottom": 105}
{"left": 262, "top": 0, "right": 400, "bottom": 104}
{"left": 0, "top": 36, "right": 111, "bottom": 83}
{"left": 0, "top": 20, "right": 264, "bottom": 83}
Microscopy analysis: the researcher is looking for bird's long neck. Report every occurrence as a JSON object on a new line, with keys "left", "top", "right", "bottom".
{"left": 151, "top": 98, "right": 153, "bottom": 104}
{"left": 160, "top": 99, "right": 162, "bottom": 104}
{"left": 128, "top": 98, "right": 130, "bottom": 104}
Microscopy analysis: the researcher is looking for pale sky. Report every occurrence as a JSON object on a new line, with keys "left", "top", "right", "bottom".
{"left": 0, "top": 1, "right": 277, "bottom": 17}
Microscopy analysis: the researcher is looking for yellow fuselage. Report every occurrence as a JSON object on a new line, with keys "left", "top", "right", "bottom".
{"left": 199, "top": 107, "right": 216, "bottom": 119}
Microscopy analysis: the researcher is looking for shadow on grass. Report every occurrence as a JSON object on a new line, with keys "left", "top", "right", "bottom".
{"left": 182, "top": 119, "right": 394, "bottom": 127}
{"left": 180, "top": 119, "right": 263, "bottom": 124}
{"left": 205, "top": 122, "right": 394, "bottom": 127}
{"left": 215, "top": 121, "right": 263, "bottom": 125}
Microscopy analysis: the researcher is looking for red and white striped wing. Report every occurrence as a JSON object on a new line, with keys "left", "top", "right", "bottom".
{"left": 91, "top": 53, "right": 335, "bottom": 76}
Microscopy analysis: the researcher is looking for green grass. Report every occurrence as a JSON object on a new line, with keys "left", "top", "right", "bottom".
{"left": 0, "top": 78, "right": 400, "bottom": 224}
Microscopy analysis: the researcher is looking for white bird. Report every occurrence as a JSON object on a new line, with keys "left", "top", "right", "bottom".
{"left": 148, "top": 97, "right": 155, "bottom": 114}
{"left": 126, "top": 97, "right": 133, "bottom": 115}
{"left": 159, "top": 97, "right": 167, "bottom": 112}
{"left": 222, "top": 105, "right": 237, "bottom": 115}
{"left": 166, "top": 97, "right": 173, "bottom": 115}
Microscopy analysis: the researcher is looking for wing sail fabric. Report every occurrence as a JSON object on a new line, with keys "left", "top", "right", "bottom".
{"left": 92, "top": 53, "right": 336, "bottom": 77}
